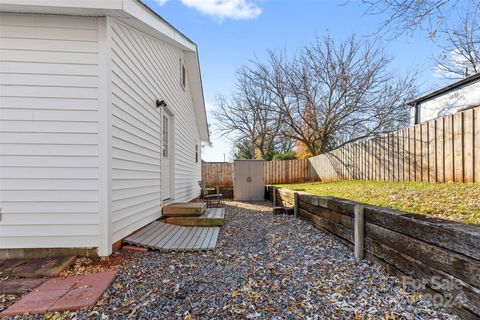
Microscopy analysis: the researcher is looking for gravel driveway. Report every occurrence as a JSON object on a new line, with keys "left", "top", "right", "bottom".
{"left": 72, "top": 202, "right": 456, "bottom": 319}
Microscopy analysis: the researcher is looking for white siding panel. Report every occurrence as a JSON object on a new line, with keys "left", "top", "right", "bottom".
{"left": 0, "top": 13, "right": 100, "bottom": 250}
{"left": 110, "top": 20, "right": 202, "bottom": 242}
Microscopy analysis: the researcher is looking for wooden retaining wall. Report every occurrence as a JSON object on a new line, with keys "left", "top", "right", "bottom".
{"left": 265, "top": 186, "right": 480, "bottom": 319}
{"left": 309, "top": 107, "right": 480, "bottom": 183}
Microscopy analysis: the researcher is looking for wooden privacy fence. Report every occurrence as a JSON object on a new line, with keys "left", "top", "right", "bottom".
{"left": 201, "top": 162, "right": 233, "bottom": 186}
{"left": 264, "top": 159, "right": 312, "bottom": 184}
{"left": 202, "top": 159, "right": 316, "bottom": 186}
{"left": 309, "top": 107, "right": 480, "bottom": 183}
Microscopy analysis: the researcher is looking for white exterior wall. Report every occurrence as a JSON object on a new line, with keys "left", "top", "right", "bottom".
{"left": 413, "top": 80, "right": 480, "bottom": 124}
{"left": 109, "top": 20, "right": 201, "bottom": 243}
{"left": 0, "top": 13, "right": 101, "bottom": 249}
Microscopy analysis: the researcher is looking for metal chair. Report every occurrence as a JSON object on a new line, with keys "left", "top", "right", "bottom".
{"left": 198, "top": 181, "right": 223, "bottom": 207}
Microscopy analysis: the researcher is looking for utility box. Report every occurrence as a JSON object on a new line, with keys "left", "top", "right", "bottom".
{"left": 233, "top": 160, "right": 265, "bottom": 201}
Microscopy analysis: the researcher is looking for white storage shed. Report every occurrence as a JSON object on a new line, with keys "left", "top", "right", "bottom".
{"left": 0, "top": 0, "right": 210, "bottom": 257}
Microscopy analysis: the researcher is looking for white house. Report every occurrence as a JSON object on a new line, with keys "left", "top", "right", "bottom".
{"left": 0, "top": 0, "right": 210, "bottom": 258}
{"left": 409, "top": 73, "right": 480, "bottom": 125}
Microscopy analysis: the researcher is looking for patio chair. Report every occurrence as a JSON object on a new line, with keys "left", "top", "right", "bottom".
{"left": 198, "top": 180, "right": 223, "bottom": 207}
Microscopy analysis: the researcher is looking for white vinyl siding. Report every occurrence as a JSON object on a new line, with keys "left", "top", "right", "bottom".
{"left": 109, "top": 20, "right": 201, "bottom": 242}
{"left": 0, "top": 13, "right": 100, "bottom": 249}
{"left": 110, "top": 20, "right": 162, "bottom": 242}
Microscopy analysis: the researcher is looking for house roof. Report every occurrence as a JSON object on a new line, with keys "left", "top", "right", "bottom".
{"left": 408, "top": 72, "right": 480, "bottom": 107}
{"left": 0, "top": 0, "right": 210, "bottom": 143}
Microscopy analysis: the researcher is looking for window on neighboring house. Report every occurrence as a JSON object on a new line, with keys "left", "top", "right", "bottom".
{"left": 180, "top": 60, "right": 186, "bottom": 89}
{"left": 195, "top": 144, "right": 199, "bottom": 163}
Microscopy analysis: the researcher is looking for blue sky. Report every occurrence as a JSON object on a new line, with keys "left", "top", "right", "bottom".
{"left": 143, "top": 0, "right": 447, "bottom": 162}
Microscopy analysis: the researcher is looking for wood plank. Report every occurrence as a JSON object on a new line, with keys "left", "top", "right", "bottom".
{"left": 445, "top": 115, "right": 454, "bottom": 182}
{"left": 151, "top": 224, "right": 179, "bottom": 248}
{"left": 428, "top": 120, "right": 436, "bottom": 182}
{"left": 125, "top": 221, "right": 159, "bottom": 243}
{"left": 408, "top": 126, "right": 415, "bottom": 181}
{"left": 453, "top": 112, "right": 464, "bottom": 182}
{"left": 175, "top": 227, "right": 198, "bottom": 250}
{"left": 421, "top": 122, "right": 429, "bottom": 182}
{"left": 207, "top": 228, "right": 220, "bottom": 249}
{"left": 192, "top": 227, "right": 209, "bottom": 250}
{"left": 132, "top": 221, "right": 164, "bottom": 244}
{"left": 161, "top": 226, "right": 190, "bottom": 251}
{"left": 143, "top": 222, "right": 170, "bottom": 246}
{"left": 436, "top": 117, "right": 445, "bottom": 182}
{"left": 463, "top": 109, "right": 474, "bottom": 183}
{"left": 365, "top": 222, "right": 480, "bottom": 288}
{"left": 148, "top": 223, "right": 176, "bottom": 248}
{"left": 163, "top": 202, "right": 205, "bottom": 217}
{"left": 200, "top": 228, "right": 214, "bottom": 250}
{"left": 299, "top": 208, "right": 353, "bottom": 243}
{"left": 185, "top": 227, "right": 204, "bottom": 249}
{"left": 364, "top": 206, "right": 480, "bottom": 260}
{"left": 140, "top": 222, "right": 168, "bottom": 246}
{"left": 475, "top": 108, "right": 480, "bottom": 183}
{"left": 414, "top": 124, "right": 422, "bottom": 181}
{"left": 364, "top": 237, "right": 480, "bottom": 318}
{"left": 165, "top": 207, "right": 224, "bottom": 226}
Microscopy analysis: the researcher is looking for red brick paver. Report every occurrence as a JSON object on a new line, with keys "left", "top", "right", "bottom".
{"left": 49, "top": 272, "right": 117, "bottom": 312}
{"left": 0, "top": 272, "right": 116, "bottom": 317}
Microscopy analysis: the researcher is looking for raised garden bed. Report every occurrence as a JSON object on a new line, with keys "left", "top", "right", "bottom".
{"left": 275, "top": 180, "right": 480, "bottom": 225}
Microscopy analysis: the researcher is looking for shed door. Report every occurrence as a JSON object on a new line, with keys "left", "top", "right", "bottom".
{"left": 234, "top": 161, "right": 265, "bottom": 201}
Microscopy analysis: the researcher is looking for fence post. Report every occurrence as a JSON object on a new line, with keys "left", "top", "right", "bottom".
{"left": 294, "top": 192, "right": 299, "bottom": 218}
{"left": 354, "top": 204, "right": 365, "bottom": 260}
{"left": 272, "top": 187, "right": 277, "bottom": 206}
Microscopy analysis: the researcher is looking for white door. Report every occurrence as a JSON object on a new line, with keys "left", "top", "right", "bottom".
{"left": 162, "top": 113, "right": 172, "bottom": 200}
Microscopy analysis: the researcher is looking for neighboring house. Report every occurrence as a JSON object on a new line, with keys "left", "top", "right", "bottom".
{"left": 0, "top": 0, "right": 209, "bottom": 258}
{"left": 409, "top": 73, "right": 480, "bottom": 125}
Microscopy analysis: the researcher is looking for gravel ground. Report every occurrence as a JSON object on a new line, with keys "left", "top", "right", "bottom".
{"left": 11, "top": 201, "right": 456, "bottom": 319}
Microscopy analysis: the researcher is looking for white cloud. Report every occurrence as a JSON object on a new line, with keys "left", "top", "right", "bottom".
{"left": 434, "top": 49, "right": 478, "bottom": 79}
{"left": 155, "top": 0, "right": 262, "bottom": 21}
{"left": 205, "top": 101, "right": 217, "bottom": 112}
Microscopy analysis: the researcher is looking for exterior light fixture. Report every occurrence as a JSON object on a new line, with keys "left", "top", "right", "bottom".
{"left": 156, "top": 99, "right": 167, "bottom": 108}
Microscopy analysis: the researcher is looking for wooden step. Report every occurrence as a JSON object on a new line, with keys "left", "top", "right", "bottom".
{"left": 165, "top": 208, "right": 225, "bottom": 227}
{"left": 163, "top": 202, "right": 206, "bottom": 217}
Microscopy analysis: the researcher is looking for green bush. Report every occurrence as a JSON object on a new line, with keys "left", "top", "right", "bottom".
{"left": 272, "top": 152, "right": 297, "bottom": 161}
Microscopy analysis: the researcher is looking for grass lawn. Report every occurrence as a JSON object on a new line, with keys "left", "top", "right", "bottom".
{"left": 275, "top": 180, "right": 480, "bottom": 225}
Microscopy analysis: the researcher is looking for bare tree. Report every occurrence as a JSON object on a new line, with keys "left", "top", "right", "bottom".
{"left": 362, "top": 0, "right": 460, "bottom": 37}
{"left": 434, "top": 7, "right": 480, "bottom": 79}
{"left": 213, "top": 66, "right": 283, "bottom": 159}
{"left": 362, "top": 0, "right": 480, "bottom": 79}
{"left": 249, "top": 36, "right": 416, "bottom": 156}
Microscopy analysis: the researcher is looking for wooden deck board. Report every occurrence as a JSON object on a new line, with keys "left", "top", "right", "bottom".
{"left": 133, "top": 222, "right": 164, "bottom": 244}
{"left": 127, "top": 222, "right": 159, "bottom": 243}
{"left": 162, "top": 227, "right": 190, "bottom": 250}
{"left": 208, "top": 228, "right": 220, "bottom": 249}
{"left": 124, "top": 221, "right": 220, "bottom": 252}
{"left": 193, "top": 228, "right": 209, "bottom": 250}
{"left": 148, "top": 224, "right": 175, "bottom": 248}
{"left": 165, "top": 207, "right": 225, "bottom": 227}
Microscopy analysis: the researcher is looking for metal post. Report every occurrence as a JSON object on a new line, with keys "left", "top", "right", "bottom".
{"left": 294, "top": 192, "right": 299, "bottom": 218}
{"left": 354, "top": 204, "right": 365, "bottom": 260}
